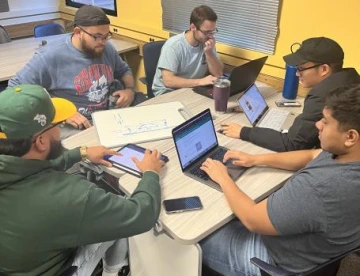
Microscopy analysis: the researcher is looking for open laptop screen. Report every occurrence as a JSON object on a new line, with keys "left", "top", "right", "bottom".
{"left": 172, "top": 109, "right": 218, "bottom": 170}
{"left": 238, "top": 84, "right": 268, "bottom": 126}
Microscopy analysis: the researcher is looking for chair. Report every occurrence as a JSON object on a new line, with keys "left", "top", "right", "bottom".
{"left": 0, "top": 25, "right": 11, "bottom": 44}
{"left": 140, "top": 40, "right": 166, "bottom": 98}
{"left": 0, "top": 80, "right": 8, "bottom": 93}
{"left": 0, "top": 25, "right": 9, "bottom": 90}
{"left": 34, "top": 23, "right": 66, "bottom": 38}
{"left": 60, "top": 265, "right": 78, "bottom": 276}
{"left": 250, "top": 245, "right": 360, "bottom": 276}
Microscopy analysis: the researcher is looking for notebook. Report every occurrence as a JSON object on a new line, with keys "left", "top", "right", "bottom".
{"left": 193, "top": 56, "right": 268, "bottom": 98}
{"left": 172, "top": 108, "right": 246, "bottom": 192}
{"left": 237, "top": 84, "right": 296, "bottom": 131}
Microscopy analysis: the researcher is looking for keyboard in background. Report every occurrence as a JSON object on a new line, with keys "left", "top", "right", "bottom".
{"left": 258, "top": 109, "right": 290, "bottom": 131}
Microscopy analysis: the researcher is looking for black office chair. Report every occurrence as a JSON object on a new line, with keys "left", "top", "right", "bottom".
{"left": 34, "top": 23, "right": 66, "bottom": 38}
{"left": 250, "top": 245, "right": 360, "bottom": 276}
{"left": 60, "top": 265, "right": 78, "bottom": 276}
{"left": 0, "top": 26, "right": 10, "bottom": 92}
{"left": 139, "top": 40, "right": 166, "bottom": 98}
{"left": 0, "top": 25, "right": 11, "bottom": 44}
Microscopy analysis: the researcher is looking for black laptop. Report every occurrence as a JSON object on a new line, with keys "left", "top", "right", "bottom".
{"left": 193, "top": 56, "right": 268, "bottom": 98}
{"left": 172, "top": 108, "right": 246, "bottom": 192}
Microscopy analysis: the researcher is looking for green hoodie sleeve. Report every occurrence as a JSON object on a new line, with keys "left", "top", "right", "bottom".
{"left": 76, "top": 171, "right": 161, "bottom": 245}
{"left": 50, "top": 148, "right": 81, "bottom": 171}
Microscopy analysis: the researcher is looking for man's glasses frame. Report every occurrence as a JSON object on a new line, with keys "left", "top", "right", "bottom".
{"left": 296, "top": 63, "right": 324, "bottom": 73}
{"left": 197, "top": 28, "right": 218, "bottom": 36}
{"left": 78, "top": 26, "right": 112, "bottom": 42}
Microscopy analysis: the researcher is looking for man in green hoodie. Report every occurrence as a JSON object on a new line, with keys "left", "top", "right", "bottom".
{"left": 0, "top": 85, "right": 165, "bottom": 276}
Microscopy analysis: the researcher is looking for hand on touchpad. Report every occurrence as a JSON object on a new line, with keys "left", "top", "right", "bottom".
{"left": 224, "top": 158, "right": 237, "bottom": 167}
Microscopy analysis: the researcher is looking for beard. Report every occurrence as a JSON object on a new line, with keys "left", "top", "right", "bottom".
{"left": 46, "top": 139, "right": 65, "bottom": 160}
{"left": 80, "top": 39, "right": 104, "bottom": 59}
{"left": 192, "top": 32, "right": 207, "bottom": 45}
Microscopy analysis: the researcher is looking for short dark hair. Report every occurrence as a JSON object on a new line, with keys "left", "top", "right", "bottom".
{"left": 328, "top": 62, "right": 343, "bottom": 73}
{"left": 325, "top": 85, "right": 360, "bottom": 132}
{"left": 0, "top": 138, "right": 32, "bottom": 157}
{"left": 190, "top": 5, "right": 217, "bottom": 28}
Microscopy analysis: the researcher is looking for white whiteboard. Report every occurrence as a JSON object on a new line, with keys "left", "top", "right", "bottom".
{"left": 92, "top": 101, "right": 189, "bottom": 148}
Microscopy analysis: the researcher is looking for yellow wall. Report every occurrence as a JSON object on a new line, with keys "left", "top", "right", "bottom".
{"left": 60, "top": 0, "right": 359, "bottom": 84}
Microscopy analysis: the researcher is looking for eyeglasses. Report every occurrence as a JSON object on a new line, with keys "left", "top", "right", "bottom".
{"left": 198, "top": 28, "right": 218, "bottom": 36}
{"left": 78, "top": 26, "right": 112, "bottom": 41}
{"left": 32, "top": 121, "right": 65, "bottom": 143}
{"left": 296, "top": 63, "right": 323, "bottom": 73}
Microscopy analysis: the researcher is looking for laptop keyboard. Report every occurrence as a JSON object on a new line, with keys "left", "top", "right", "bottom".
{"left": 190, "top": 166, "right": 210, "bottom": 180}
{"left": 189, "top": 148, "right": 230, "bottom": 180}
{"left": 258, "top": 109, "right": 290, "bottom": 131}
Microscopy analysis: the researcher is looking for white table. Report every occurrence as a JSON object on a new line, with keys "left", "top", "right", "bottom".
{"left": 0, "top": 34, "right": 138, "bottom": 81}
{"left": 63, "top": 84, "right": 304, "bottom": 275}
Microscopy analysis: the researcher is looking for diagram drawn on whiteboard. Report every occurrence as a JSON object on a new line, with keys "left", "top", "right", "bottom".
{"left": 113, "top": 113, "right": 171, "bottom": 135}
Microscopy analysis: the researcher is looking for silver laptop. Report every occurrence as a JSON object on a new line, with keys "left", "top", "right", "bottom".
{"left": 238, "top": 84, "right": 296, "bottom": 131}
{"left": 172, "top": 108, "right": 246, "bottom": 192}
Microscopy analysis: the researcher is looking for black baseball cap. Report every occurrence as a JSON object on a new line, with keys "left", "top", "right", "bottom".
{"left": 283, "top": 37, "right": 344, "bottom": 66}
{"left": 73, "top": 5, "right": 110, "bottom": 26}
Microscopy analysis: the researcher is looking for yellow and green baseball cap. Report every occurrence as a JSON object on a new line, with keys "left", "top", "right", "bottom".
{"left": 0, "top": 85, "right": 76, "bottom": 139}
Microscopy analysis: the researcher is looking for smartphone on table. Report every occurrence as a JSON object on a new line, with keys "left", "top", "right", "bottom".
{"left": 275, "top": 101, "right": 302, "bottom": 107}
{"left": 105, "top": 143, "right": 169, "bottom": 177}
{"left": 163, "top": 196, "right": 203, "bottom": 214}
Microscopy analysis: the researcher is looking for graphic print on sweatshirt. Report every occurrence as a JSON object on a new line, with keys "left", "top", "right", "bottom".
{"left": 74, "top": 64, "right": 114, "bottom": 118}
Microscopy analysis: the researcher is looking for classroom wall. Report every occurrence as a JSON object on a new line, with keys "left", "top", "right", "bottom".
{"left": 0, "top": 0, "right": 60, "bottom": 26}
{"left": 60, "top": 0, "right": 359, "bottom": 81}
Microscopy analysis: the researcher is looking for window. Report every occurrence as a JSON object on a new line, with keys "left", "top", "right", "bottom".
{"left": 162, "top": 0, "right": 280, "bottom": 54}
{"left": 66, "top": 0, "right": 117, "bottom": 16}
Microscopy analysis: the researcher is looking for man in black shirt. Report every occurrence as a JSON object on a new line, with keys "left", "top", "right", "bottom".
{"left": 220, "top": 37, "right": 360, "bottom": 152}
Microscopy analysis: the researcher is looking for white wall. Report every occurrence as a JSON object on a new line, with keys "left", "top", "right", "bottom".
{"left": 0, "top": 0, "right": 60, "bottom": 26}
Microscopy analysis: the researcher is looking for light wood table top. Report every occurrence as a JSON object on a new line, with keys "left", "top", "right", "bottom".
{"left": 0, "top": 34, "right": 138, "bottom": 82}
{"left": 63, "top": 84, "right": 304, "bottom": 244}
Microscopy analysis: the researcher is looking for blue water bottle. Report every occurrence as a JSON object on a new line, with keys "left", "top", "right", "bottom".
{"left": 282, "top": 65, "right": 299, "bottom": 100}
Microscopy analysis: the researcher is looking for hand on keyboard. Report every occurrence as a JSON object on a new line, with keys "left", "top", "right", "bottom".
{"left": 200, "top": 158, "right": 232, "bottom": 185}
{"left": 220, "top": 122, "right": 243, "bottom": 139}
{"left": 224, "top": 158, "right": 237, "bottom": 167}
{"left": 190, "top": 166, "right": 209, "bottom": 180}
{"left": 224, "top": 150, "right": 256, "bottom": 168}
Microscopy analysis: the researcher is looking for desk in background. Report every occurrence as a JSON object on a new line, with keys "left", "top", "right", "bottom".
{"left": 0, "top": 34, "right": 138, "bottom": 82}
{"left": 63, "top": 84, "right": 304, "bottom": 276}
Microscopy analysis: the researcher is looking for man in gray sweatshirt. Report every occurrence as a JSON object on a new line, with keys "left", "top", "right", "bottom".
{"left": 9, "top": 5, "right": 143, "bottom": 138}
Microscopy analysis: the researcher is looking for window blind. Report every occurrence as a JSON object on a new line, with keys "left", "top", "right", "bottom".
{"left": 161, "top": 0, "right": 280, "bottom": 54}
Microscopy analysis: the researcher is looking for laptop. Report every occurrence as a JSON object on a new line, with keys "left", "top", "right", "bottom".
{"left": 238, "top": 84, "right": 297, "bottom": 131}
{"left": 172, "top": 108, "right": 247, "bottom": 192}
{"left": 193, "top": 56, "right": 268, "bottom": 98}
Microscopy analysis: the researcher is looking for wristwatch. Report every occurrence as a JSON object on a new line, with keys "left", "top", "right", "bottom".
{"left": 80, "top": 145, "right": 88, "bottom": 161}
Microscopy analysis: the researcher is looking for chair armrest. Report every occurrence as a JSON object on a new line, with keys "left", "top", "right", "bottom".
{"left": 139, "top": 77, "right": 148, "bottom": 85}
{"left": 250, "top": 257, "right": 294, "bottom": 276}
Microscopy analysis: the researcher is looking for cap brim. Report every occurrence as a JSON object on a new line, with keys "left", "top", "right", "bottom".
{"left": 283, "top": 52, "right": 308, "bottom": 66}
{"left": 51, "top": 98, "right": 77, "bottom": 124}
